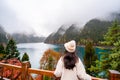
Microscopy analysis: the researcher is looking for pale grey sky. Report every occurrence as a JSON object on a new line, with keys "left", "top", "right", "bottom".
{"left": 0, "top": 0, "right": 120, "bottom": 37}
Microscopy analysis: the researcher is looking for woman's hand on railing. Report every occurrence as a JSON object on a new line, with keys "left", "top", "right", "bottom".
{"left": 92, "top": 77, "right": 106, "bottom": 80}
{"left": 51, "top": 71, "right": 60, "bottom": 80}
{"left": 51, "top": 71, "right": 54, "bottom": 74}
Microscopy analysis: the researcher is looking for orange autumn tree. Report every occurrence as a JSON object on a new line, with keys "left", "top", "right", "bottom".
{"left": 40, "top": 49, "right": 61, "bottom": 70}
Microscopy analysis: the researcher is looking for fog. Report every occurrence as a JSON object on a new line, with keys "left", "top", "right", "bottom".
{"left": 0, "top": 0, "right": 120, "bottom": 37}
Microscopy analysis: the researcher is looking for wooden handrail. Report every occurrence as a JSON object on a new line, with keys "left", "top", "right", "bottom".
{"left": 0, "top": 62, "right": 21, "bottom": 70}
{"left": 28, "top": 68, "right": 54, "bottom": 77}
{"left": 0, "top": 61, "right": 55, "bottom": 80}
{"left": 1, "top": 62, "right": 120, "bottom": 80}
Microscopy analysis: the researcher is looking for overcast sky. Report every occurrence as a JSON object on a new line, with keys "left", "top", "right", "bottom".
{"left": 0, "top": 0, "right": 120, "bottom": 37}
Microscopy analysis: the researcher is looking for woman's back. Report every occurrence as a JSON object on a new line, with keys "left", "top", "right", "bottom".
{"left": 54, "top": 57, "right": 91, "bottom": 80}
{"left": 54, "top": 40, "right": 91, "bottom": 80}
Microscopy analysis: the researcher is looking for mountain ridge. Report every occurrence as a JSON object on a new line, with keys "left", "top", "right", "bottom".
{"left": 45, "top": 12, "right": 120, "bottom": 45}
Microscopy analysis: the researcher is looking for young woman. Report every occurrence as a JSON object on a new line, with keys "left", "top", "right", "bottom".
{"left": 54, "top": 40, "right": 102, "bottom": 80}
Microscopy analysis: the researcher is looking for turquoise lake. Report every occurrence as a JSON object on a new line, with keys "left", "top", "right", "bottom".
{"left": 17, "top": 42, "right": 108, "bottom": 69}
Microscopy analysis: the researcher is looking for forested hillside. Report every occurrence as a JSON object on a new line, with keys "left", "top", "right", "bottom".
{"left": 12, "top": 33, "right": 45, "bottom": 43}
{"left": 45, "top": 19, "right": 112, "bottom": 45}
{"left": 45, "top": 12, "right": 120, "bottom": 45}
{"left": 45, "top": 25, "right": 68, "bottom": 44}
{"left": 80, "top": 19, "right": 112, "bottom": 44}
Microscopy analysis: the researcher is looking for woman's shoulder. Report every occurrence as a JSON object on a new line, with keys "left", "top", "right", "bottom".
{"left": 58, "top": 56, "right": 64, "bottom": 62}
{"left": 76, "top": 57, "right": 82, "bottom": 64}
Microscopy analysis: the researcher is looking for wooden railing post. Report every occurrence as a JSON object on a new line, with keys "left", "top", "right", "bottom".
{"left": 0, "top": 65, "right": 3, "bottom": 79}
{"left": 21, "top": 61, "right": 30, "bottom": 80}
{"left": 41, "top": 75, "right": 43, "bottom": 80}
{"left": 109, "top": 70, "right": 120, "bottom": 80}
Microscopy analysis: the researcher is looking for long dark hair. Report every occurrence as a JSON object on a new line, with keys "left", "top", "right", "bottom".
{"left": 63, "top": 50, "right": 78, "bottom": 69}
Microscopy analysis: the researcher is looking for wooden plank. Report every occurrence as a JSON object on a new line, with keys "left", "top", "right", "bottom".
{"left": 28, "top": 68, "right": 54, "bottom": 77}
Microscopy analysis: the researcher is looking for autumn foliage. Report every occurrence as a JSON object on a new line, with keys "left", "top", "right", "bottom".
{"left": 0, "top": 58, "right": 21, "bottom": 79}
{"left": 40, "top": 49, "right": 61, "bottom": 70}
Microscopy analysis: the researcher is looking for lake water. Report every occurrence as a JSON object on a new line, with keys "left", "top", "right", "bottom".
{"left": 17, "top": 42, "right": 59, "bottom": 69}
{"left": 17, "top": 42, "right": 108, "bottom": 69}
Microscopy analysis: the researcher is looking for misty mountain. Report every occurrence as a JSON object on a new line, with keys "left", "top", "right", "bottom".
{"left": 45, "top": 12, "right": 120, "bottom": 45}
{"left": 0, "top": 25, "right": 46, "bottom": 43}
{"left": 45, "top": 24, "right": 80, "bottom": 44}
{"left": 80, "top": 19, "right": 112, "bottom": 43}
{"left": 0, "top": 26, "right": 6, "bottom": 34}
{"left": 0, "top": 26, "right": 8, "bottom": 43}
{"left": 108, "top": 12, "right": 120, "bottom": 22}
{"left": 45, "top": 25, "right": 68, "bottom": 43}
{"left": 12, "top": 33, "right": 46, "bottom": 43}
{"left": 62, "top": 24, "right": 80, "bottom": 41}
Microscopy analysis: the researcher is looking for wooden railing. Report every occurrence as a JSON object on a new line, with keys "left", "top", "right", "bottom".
{"left": 109, "top": 70, "right": 120, "bottom": 80}
{"left": 0, "top": 61, "right": 55, "bottom": 80}
{"left": 0, "top": 61, "right": 120, "bottom": 80}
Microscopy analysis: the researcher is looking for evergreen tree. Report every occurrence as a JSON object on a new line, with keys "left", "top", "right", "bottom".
{"left": 21, "top": 52, "right": 29, "bottom": 62}
{"left": 105, "top": 21, "right": 120, "bottom": 71}
{"left": 0, "top": 26, "right": 8, "bottom": 43}
{"left": 83, "top": 40, "right": 98, "bottom": 75}
{"left": 89, "top": 51, "right": 111, "bottom": 78}
{"left": 102, "top": 20, "right": 120, "bottom": 46}
{"left": 0, "top": 44, "right": 5, "bottom": 54}
{"left": 0, "top": 33, "right": 8, "bottom": 43}
{"left": 5, "top": 39, "right": 20, "bottom": 59}
{"left": 0, "top": 44, "right": 5, "bottom": 60}
{"left": 102, "top": 20, "right": 120, "bottom": 71}
{"left": 47, "top": 56, "right": 54, "bottom": 70}
{"left": 89, "top": 21, "right": 120, "bottom": 78}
